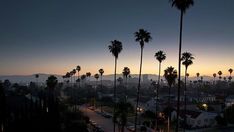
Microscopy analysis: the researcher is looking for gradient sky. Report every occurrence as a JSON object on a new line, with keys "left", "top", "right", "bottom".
{"left": 0, "top": 0, "right": 234, "bottom": 77}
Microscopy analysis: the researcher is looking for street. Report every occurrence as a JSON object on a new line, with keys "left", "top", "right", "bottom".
{"left": 80, "top": 106, "right": 130, "bottom": 132}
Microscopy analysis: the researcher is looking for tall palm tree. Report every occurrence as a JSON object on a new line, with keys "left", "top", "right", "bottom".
{"left": 228, "top": 68, "right": 233, "bottom": 82}
{"left": 122, "top": 67, "right": 130, "bottom": 99}
{"left": 154, "top": 50, "right": 166, "bottom": 130}
{"left": 86, "top": 72, "right": 91, "bottom": 82}
{"left": 94, "top": 73, "right": 99, "bottom": 108}
{"left": 170, "top": 0, "right": 194, "bottom": 130}
{"left": 69, "top": 71, "right": 74, "bottom": 84}
{"left": 35, "top": 74, "right": 39, "bottom": 86}
{"left": 218, "top": 71, "right": 222, "bottom": 81}
{"left": 94, "top": 74, "right": 99, "bottom": 87}
{"left": 0, "top": 81, "right": 6, "bottom": 132}
{"left": 196, "top": 73, "right": 200, "bottom": 81}
{"left": 134, "top": 29, "right": 152, "bottom": 130}
{"left": 99, "top": 69, "right": 104, "bottom": 91}
{"left": 76, "top": 65, "right": 81, "bottom": 87}
{"left": 164, "top": 66, "right": 177, "bottom": 132}
{"left": 81, "top": 74, "right": 86, "bottom": 86}
{"left": 213, "top": 73, "right": 217, "bottom": 85}
{"left": 108, "top": 40, "right": 123, "bottom": 132}
{"left": 46, "top": 75, "right": 58, "bottom": 113}
{"left": 65, "top": 72, "right": 71, "bottom": 84}
{"left": 223, "top": 77, "right": 227, "bottom": 82}
{"left": 72, "top": 69, "right": 76, "bottom": 85}
{"left": 229, "top": 68, "right": 233, "bottom": 76}
{"left": 181, "top": 52, "right": 194, "bottom": 130}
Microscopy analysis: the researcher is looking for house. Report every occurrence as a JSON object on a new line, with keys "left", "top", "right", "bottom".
{"left": 174, "top": 110, "right": 217, "bottom": 129}
{"left": 225, "top": 95, "right": 234, "bottom": 107}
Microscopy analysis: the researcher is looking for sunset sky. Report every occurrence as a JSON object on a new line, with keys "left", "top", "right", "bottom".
{"left": 0, "top": 0, "right": 233, "bottom": 77}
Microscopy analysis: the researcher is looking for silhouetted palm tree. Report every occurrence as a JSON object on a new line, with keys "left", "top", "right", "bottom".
{"left": 170, "top": 0, "right": 194, "bottom": 130}
{"left": 113, "top": 100, "right": 134, "bottom": 132}
{"left": 76, "top": 65, "right": 81, "bottom": 87}
{"left": 86, "top": 72, "right": 91, "bottom": 82}
{"left": 94, "top": 74, "right": 99, "bottom": 86}
{"left": 46, "top": 75, "right": 58, "bottom": 113}
{"left": 0, "top": 81, "right": 6, "bottom": 132}
{"left": 99, "top": 69, "right": 104, "bottom": 91}
{"left": 94, "top": 73, "right": 99, "bottom": 108}
{"left": 35, "top": 74, "right": 39, "bottom": 86}
{"left": 213, "top": 73, "right": 216, "bottom": 84}
{"left": 108, "top": 40, "right": 123, "bottom": 132}
{"left": 122, "top": 67, "right": 130, "bottom": 98}
{"left": 229, "top": 68, "right": 233, "bottom": 76}
{"left": 228, "top": 68, "right": 233, "bottom": 82}
{"left": 72, "top": 69, "right": 76, "bottom": 85}
{"left": 181, "top": 52, "right": 194, "bottom": 129}
{"left": 224, "top": 77, "right": 227, "bottom": 82}
{"left": 164, "top": 66, "right": 177, "bottom": 132}
{"left": 196, "top": 73, "right": 200, "bottom": 81}
{"left": 81, "top": 74, "right": 86, "bottom": 86}
{"left": 154, "top": 50, "right": 166, "bottom": 130}
{"left": 69, "top": 71, "right": 74, "bottom": 84}
{"left": 134, "top": 29, "right": 152, "bottom": 129}
{"left": 218, "top": 71, "right": 222, "bottom": 81}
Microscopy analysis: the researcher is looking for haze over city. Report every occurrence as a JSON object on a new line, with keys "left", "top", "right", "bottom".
{"left": 0, "top": 0, "right": 233, "bottom": 76}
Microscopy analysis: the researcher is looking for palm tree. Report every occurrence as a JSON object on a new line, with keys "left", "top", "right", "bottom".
{"left": 170, "top": 0, "right": 194, "bottom": 130}
{"left": 229, "top": 68, "right": 233, "bottom": 76}
{"left": 196, "top": 72, "right": 200, "bottom": 81}
{"left": 108, "top": 40, "right": 123, "bottom": 132}
{"left": 65, "top": 72, "right": 71, "bottom": 84}
{"left": 0, "top": 81, "right": 6, "bottom": 132}
{"left": 69, "top": 71, "right": 74, "bottom": 84}
{"left": 94, "top": 73, "right": 99, "bottom": 108}
{"left": 72, "top": 69, "right": 76, "bottom": 84}
{"left": 164, "top": 66, "right": 177, "bottom": 132}
{"left": 81, "top": 74, "right": 86, "bottom": 86}
{"left": 76, "top": 65, "right": 81, "bottom": 87}
{"left": 86, "top": 72, "right": 91, "bottom": 82}
{"left": 122, "top": 67, "right": 130, "bottom": 99}
{"left": 46, "top": 75, "right": 58, "bottom": 113}
{"left": 113, "top": 100, "right": 134, "bottom": 132}
{"left": 134, "top": 29, "right": 152, "bottom": 130}
{"left": 154, "top": 50, "right": 166, "bottom": 130}
{"left": 224, "top": 77, "right": 227, "bottom": 82}
{"left": 94, "top": 73, "right": 99, "bottom": 87}
{"left": 181, "top": 52, "right": 194, "bottom": 129}
{"left": 213, "top": 73, "right": 217, "bottom": 85}
{"left": 218, "top": 71, "right": 222, "bottom": 81}
{"left": 228, "top": 68, "right": 233, "bottom": 82}
{"left": 35, "top": 74, "right": 39, "bottom": 86}
{"left": 99, "top": 69, "right": 104, "bottom": 91}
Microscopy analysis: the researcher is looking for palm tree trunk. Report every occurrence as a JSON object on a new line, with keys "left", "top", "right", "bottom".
{"left": 125, "top": 77, "right": 127, "bottom": 100}
{"left": 78, "top": 72, "right": 80, "bottom": 88}
{"left": 135, "top": 46, "right": 143, "bottom": 131}
{"left": 176, "top": 10, "right": 183, "bottom": 132}
{"left": 155, "top": 62, "right": 161, "bottom": 131}
{"left": 114, "top": 57, "right": 117, "bottom": 132}
{"left": 101, "top": 75, "right": 103, "bottom": 112}
{"left": 183, "top": 68, "right": 188, "bottom": 132}
{"left": 168, "top": 85, "right": 172, "bottom": 132}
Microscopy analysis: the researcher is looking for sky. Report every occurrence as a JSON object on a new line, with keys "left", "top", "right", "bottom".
{"left": 0, "top": 0, "right": 234, "bottom": 77}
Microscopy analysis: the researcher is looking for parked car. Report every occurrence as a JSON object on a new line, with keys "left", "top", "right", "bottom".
{"left": 102, "top": 112, "right": 112, "bottom": 118}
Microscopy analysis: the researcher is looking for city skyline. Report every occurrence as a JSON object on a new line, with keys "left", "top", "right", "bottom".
{"left": 0, "top": 0, "right": 233, "bottom": 76}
